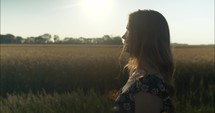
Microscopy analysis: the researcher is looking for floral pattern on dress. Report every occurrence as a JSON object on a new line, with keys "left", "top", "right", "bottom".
{"left": 113, "top": 73, "right": 174, "bottom": 113}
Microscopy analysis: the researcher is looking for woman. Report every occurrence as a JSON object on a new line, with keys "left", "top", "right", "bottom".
{"left": 113, "top": 10, "right": 175, "bottom": 113}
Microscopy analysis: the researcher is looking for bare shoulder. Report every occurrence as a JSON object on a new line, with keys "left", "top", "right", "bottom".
{"left": 134, "top": 92, "right": 163, "bottom": 113}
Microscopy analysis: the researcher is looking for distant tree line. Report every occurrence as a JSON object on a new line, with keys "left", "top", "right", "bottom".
{"left": 0, "top": 33, "right": 123, "bottom": 45}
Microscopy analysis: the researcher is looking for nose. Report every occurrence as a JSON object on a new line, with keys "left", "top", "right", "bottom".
{"left": 122, "top": 33, "right": 126, "bottom": 39}
{"left": 122, "top": 34, "right": 125, "bottom": 39}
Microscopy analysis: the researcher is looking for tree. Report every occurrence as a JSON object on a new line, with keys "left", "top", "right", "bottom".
{"left": 15, "top": 36, "right": 24, "bottom": 44}
{"left": 0, "top": 34, "right": 15, "bottom": 43}
{"left": 102, "top": 35, "right": 111, "bottom": 44}
{"left": 93, "top": 38, "right": 103, "bottom": 44}
{"left": 53, "top": 35, "right": 60, "bottom": 43}
{"left": 35, "top": 36, "right": 46, "bottom": 44}
{"left": 41, "top": 33, "right": 52, "bottom": 43}
{"left": 0, "top": 33, "right": 123, "bottom": 45}
{"left": 24, "top": 37, "right": 35, "bottom": 44}
{"left": 112, "top": 36, "right": 122, "bottom": 45}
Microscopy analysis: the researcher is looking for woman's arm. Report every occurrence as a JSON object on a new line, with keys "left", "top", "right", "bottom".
{"left": 135, "top": 92, "right": 163, "bottom": 113}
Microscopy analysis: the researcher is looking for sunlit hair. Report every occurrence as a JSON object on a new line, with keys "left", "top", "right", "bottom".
{"left": 123, "top": 10, "right": 175, "bottom": 96}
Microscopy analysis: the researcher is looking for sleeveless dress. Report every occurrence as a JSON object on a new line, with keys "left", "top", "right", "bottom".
{"left": 113, "top": 70, "right": 173, "bottom": 113}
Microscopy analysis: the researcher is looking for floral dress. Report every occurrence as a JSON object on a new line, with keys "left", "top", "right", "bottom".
{"left": 113, "top": 70, "right": 173, "bottom": 113}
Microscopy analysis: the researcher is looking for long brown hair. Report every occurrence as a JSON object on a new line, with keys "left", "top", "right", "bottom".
{"left": 124, "top": 10, "right": 175, "bottom": 96}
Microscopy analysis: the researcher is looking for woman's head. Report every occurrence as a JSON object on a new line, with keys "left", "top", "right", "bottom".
{"left": 123, "top": 9, "right": 174, "bottom": 90}
{"left": 123, "top": 10, "right": 170, "bottom": 56}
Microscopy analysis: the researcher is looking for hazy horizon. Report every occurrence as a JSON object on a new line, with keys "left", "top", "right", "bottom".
{"left": 1, "top": 0, "right": 214, "bottom": 45}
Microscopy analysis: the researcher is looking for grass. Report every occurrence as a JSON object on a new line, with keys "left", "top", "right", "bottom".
{"left": 0, "top": 89, "right": 113, "bottom": 113}
{"left": 0, "top": 44, "right": 214, "bottom": 113}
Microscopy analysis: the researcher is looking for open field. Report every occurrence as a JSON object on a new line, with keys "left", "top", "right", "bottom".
{"left": 0, "top": 44, "right": 214, "bottom": 113}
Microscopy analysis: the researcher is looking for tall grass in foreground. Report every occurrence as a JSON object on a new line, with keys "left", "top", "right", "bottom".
{"left": 0, "top": 89, "right": 113, "bottom": 113}
{"left": 0, "top": 89, "right": 214, "bottom": 113}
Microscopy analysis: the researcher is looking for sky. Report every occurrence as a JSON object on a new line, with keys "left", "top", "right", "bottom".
{"left": 1, "top": 0, "right": 214, "bottom": 45}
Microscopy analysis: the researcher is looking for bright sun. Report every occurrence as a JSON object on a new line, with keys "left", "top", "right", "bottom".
{"left": 81, "top": 0, "right": 114, "bottom": 21}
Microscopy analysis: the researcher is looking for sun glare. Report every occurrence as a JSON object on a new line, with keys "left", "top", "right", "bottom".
{"left": 81, "top": 0, "right": 114, "bottom": 21}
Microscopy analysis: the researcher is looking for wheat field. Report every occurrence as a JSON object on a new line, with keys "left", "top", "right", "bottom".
{"left": 0, "top": 44, "right": 214, "bottom": 113}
